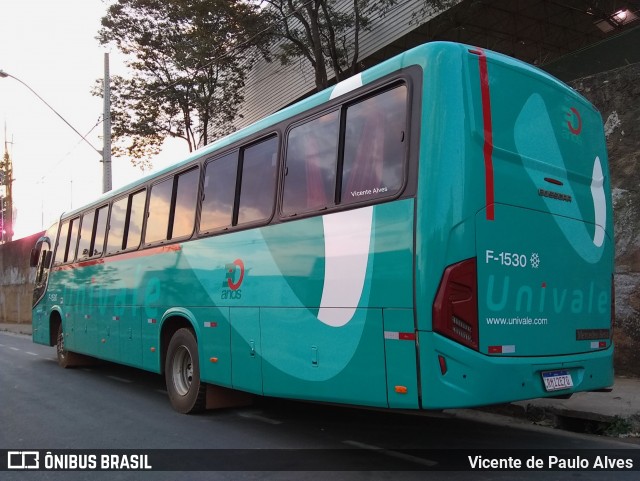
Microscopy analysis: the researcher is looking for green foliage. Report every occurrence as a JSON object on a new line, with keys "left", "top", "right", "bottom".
{"left": 95, "top": 0, "right": 268, "bottom": 168}
{"left": 257, "top": 1, "right": 456, "bottom": 91}
{"left": 258, "top": 0, "right": 376, "bottom": 90}
{"left": 604, "top": 415, "right": 634, "bottom": 437}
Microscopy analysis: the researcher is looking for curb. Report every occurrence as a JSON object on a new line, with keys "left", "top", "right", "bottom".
{"left": 478, "top": 402, "right": 640, "bottom": 439}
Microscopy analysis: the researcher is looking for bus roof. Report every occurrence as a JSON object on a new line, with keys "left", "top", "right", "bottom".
{"left": 60, "top": 41, "right": 585, "bottom": 219}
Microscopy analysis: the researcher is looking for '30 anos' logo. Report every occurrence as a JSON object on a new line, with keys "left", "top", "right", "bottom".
{"left": 221, "top": 259, "right": 244, "bottom": 299}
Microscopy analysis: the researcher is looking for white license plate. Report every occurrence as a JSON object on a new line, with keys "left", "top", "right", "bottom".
{"left": 542, "top": 370, "right": 574, "bottom": 392}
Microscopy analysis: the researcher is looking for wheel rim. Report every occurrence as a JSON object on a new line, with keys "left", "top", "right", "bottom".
{"left": 172, "top": 345, "right": 194, "bottom": 396}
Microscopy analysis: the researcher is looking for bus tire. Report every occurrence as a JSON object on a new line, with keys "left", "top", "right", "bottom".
{"left": 165, "top": 328, "right": 206, "bottom": 414}
{"left": 56, "top": 322, "right": 81, "bottom": 368}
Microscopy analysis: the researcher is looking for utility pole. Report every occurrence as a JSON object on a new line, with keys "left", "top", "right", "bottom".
{"left": 1, "top": 126, "right": 14, "bottom": 243}
{"left": 103, "top": 52, "right": 112, "bottom": 193}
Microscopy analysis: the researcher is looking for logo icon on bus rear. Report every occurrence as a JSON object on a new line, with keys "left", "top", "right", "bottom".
{"left": 566, "top": 107, "right": 582, "bottom": 135}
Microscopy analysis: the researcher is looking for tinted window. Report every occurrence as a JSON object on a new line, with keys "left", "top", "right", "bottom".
{"left": 146, "top": 179, "right": 172, "bottom": 244}
{"left": 172, "top": 168, "right": 199, "bottom": 239}
{"left": 77, "top": 211, "right": 95, "bottom": 260}
{"left": 127, "top": 190, "right": 146, "bottom": 248}
{"left": 54, "top": 221, "right": 70, "bottom": 264}
{"left": 237, "top": 136, "right": 278, "bottom": 225}
{"left": 93, "top": 205, "right": 108, "bottom": 257}
{"left": 66, "top": 217, "right": 80, "bottom": 262}
{"left": 200, "top": 152, "right": 238, "bottom": 232}
{"left": 341, "top": 86, "right": 407, "bottom": 204}
{"left": 283, "top": 111, "right": 339, "bottom": 216}
{"left": 106, "top": 197, "right": 127, "bottom": 255}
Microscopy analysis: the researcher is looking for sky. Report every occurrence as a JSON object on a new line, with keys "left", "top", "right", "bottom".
{"left": 0, "top": 0, "right": 185, "bottom": 240}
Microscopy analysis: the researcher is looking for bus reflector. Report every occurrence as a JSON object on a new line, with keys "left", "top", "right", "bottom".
{"left": 210, "top": 357, "right": 219, "bottom": 363}
{"left": 438, "top": 355, "right": 447, "bottom": 375}
{"left": 150, "top": 347, "right": 156, "bottom": 353}
{"left": 394, "top": 386, "right": 408, "bottom": 394}
{"left": 544, "top": 177, "right": 564, "bottom": 186}
{"left": 433, "top": 258, "right": 479, "bottom": 350}
{"left": 488, "top": 345, "right": 516, "bottom": 354}
{"left": 384, "top": 331, "right": 416, "bottom": 341}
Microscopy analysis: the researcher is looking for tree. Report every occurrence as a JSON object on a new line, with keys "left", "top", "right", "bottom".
{"left": 257, "top": 1, "right": 456, "bottom": 92}
{"left": 95, "top": 0, "right": 268, "bottom": 169}
{"left": 257, "top": 0, "right": 375, "bottom": 91}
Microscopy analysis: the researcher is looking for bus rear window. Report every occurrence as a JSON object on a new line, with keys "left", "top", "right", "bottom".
{"left": 283, "top": 111, "right": 339, "bottom": 216}
{"left": 341, "top": 85, "right": 407, "bottom": 204}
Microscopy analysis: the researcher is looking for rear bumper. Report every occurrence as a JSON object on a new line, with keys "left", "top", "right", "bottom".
{"left": 418, "top": 332, "right": 614, "bottom": 409}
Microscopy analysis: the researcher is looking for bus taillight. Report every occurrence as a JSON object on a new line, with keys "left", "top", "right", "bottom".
{"left": 432, "top": 258, "right": 479, "bottom": 351}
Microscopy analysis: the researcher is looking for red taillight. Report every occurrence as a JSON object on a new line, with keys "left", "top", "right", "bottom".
{"left": 433, "top": 258, "right": 479, "bottom": 350}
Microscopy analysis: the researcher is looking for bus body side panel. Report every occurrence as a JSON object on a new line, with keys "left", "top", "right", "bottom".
{"left": 414, "top": 43, "right": 614, "bottom": 408}
{"left": 32, "top": 302, "right": 54, "bottom": 346}
{"left": 36, "top": 198, "right": 414, "bottom": 407}
{"left": 187, "top": 198, "right": 415, "bottom": 407}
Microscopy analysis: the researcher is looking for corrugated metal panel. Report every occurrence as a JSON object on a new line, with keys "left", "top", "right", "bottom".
{"left": 214, "top": 0, "right": 461, "bottom": 139}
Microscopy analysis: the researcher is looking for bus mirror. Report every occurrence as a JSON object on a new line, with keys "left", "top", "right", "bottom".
{"left": 30, "top": 236, "right": 51, "bottom": 267}
{"left": 29, "top": 248, "right": 40, "bottom": 267}
{"left": 44, "top": 250, "right": 53, "bottom": 267}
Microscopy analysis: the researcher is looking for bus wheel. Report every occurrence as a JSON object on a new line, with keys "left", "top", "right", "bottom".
{"left": 165, "top": 328, "right": 206, "bottom": 414}
{"left": 56, "top": 323, "right": 80, "bottom": 368}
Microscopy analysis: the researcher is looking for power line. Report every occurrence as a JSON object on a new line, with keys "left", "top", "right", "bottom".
{"left": 0, "top": 70, "right": 103, "bottom": 157}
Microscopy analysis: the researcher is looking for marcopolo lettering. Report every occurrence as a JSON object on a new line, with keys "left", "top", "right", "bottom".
{"left": 538, "top": 188, "right": 572, "bottom": 203}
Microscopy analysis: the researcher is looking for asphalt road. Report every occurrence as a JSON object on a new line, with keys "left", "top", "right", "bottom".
{"left": 1, "top": 331, "right": 638, "bottom": 481}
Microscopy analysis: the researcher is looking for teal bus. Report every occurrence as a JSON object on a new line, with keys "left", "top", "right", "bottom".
{"left": 30, "top": 42, "right": 614, "bottom": 414}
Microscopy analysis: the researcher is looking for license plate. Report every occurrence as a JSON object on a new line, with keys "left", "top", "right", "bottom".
{"left": 542, "top": 370, "right": 574, "bottom": 392}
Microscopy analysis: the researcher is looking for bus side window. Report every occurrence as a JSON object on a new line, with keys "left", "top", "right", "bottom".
{"left": 171, "top": 167, "right": 199, "bottom": 239}
{"left": 237, "top": 136, "right": 278, "bottom": 225}
{"left": 77, "top": 211, "right": 95, "bottom": 260}
{"left": 341, "top": 85, "right": 407, "bottom": 204}
{"left": 53, "top": 217, "right": 80, "bottom": 264}
{"left": 282, "top": 111, "right": 339, "bottom": 216}
{"left": 146, "top": 179, "right": 173, "bottom": 244}
{"left": 66, "top": 217, "right": 80, "bottom": 262}
{"left": 106, "top": 197, "right": 127, "bottom": 255}
{"left": 107, "top": 190, "right": 146, "bottom": 254}
{"left": 92, "top": 205, "right": 109, "bottom": 257}
{"left": 200, "top": 152, "right": 238, "bottom": 233}
{"left": 127, "top": 190, "right": 146, "bottom": 249}
{"left": 54, "top": 221, "right": 70, "bottom": 265}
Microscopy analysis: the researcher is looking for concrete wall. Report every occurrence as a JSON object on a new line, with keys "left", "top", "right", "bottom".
{"left": 0, "top": 231, "right": 43, "bottom": 325}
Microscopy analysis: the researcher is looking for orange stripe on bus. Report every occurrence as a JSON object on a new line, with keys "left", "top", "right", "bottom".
{"left": 52, "top": 244, "right": 182, "bottom": 271}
